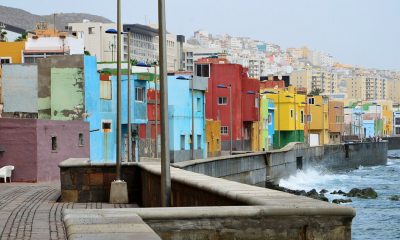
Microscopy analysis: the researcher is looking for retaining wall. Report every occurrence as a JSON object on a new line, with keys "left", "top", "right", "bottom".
{"left": 174, "top": 141, "right": 388, "bottom": 185}
{"left": 383, "top": 136, "right": 400, "bottom": 150}
{"left": 61, "top": 161, "right": 355, "bottom": 239}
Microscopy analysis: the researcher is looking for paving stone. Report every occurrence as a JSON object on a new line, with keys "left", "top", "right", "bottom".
{"left": 0, "top": 183, "right": 139, "bottom": 240}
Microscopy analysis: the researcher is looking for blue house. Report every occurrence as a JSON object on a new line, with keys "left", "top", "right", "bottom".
{"left": 85, "top": 66, "right": 149, "bottom": 163}
{"left": 167, "top": 76, "right": 207, "bottom": 162}
{"left": 267, "top": 100, "right": 275, "bottom": 150}
{"left": 363, "top": 120, "right": 375, "bottom": 138}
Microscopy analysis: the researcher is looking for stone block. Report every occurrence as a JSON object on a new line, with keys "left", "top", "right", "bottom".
{"left": 89, "top": 173, "right": 103, "bottom": 186}
{"left": 62, "top": 190, "right": 78, "bottom": 202}
{"left": 109, "top": 180, "right": 129, "bottom": 204}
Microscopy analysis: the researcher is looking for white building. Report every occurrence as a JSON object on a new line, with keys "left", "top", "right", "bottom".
{"left": 24, "top": 35, "right": 84, "bottom": 63}
{"left": 67, "top": 21, "right": 117, "bottom": 62}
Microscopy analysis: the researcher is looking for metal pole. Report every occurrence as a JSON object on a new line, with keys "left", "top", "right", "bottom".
{"left": 127, "top": 31, "right": 132, "bottom": 162}
{"left": 191, "top": 80, "right": 195, "bottom": 160}
{"left": 116, "top": 0, "right": 122, "bottom": 180}
{"left": 229, "top": 85, "right": 233, "bottom": 155}
{"left": 154, "top": 66, "right": 158, "bottom": 158}
{"left": 294, "top": 93, "right": 296, "bottom": 142}
{"left": 257, "top": 93, "right": 260, "bottom": 151}
{"left": 158, "top": 0, "right": 171, "bottom": 207}
{"left": 278, "top": 92, "right": 281, "bottom": 148}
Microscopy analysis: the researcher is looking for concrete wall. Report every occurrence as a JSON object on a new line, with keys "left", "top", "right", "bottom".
{"left": 36, "top": 120, "right": 89, "bottom": 182}
{"left": 0, "top": 118, "right": 89, "bottom": 182}
{"left": 61, "top": 161, "right": 355, "bottom": 239}
{"left": 0, "top": 119, "right": 37, "bottom": 182}
{"left": 174, "top": 141, "right": 388, "bottom": 186}
{"left": 383, "top": 136, "right": 400, "bottom": 150}
{"left": 2, "top": 64, "right": 38, "bottom": 113}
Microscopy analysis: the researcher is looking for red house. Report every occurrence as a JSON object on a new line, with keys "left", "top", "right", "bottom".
{"left": 196, "top": 59, "right": 260, "bottom": 152}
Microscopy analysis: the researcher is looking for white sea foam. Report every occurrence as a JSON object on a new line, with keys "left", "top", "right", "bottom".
{"left": 279, "top": 167, "right": 349, "bottom": 192}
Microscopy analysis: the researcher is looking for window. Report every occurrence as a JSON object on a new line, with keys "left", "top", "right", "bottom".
{"left": 396, "top": 118, "right": 400, "bottom": 125}
{"left": 300, "top": 110, "right": 304, "bottom": 123}
{"left": 197, "top": 97, "right": 201, "bottom": 112}
{"left": 100, "top": 80, "right": 112, "bottom": 100}
{"left": 180, "top": 135, "right": 185, "bottom": 150}
{"left": 268, "top": 113, "right": 273, "bottom": 124}
{"left": 78, "top": 133, "right": 84, "bottom": 146}
{"left": 135, "top": 87, "right": 145, "bottom": 102}
{"left": 290, "top": 109, "right": 294, "bottom": 118}
{"left": 195, "top": 64, "right": 210, "bottom": 77}
{"left": 308, "top": 114, "right": 312, "bottom": 123}
{"left": 221, "top": 126, "right": 229, "bottom": 135}
{"left": 0, "top": 58, "right": 11, "bottom": 65}
{"left": 218, "top": 97, "right": 227, "bottom": 105}
{"left": 102, "top": 120, "right": 112, "bottom": 133}
{"left": 51, "top": 136, "right": 57, "bottom": 152}
{"left": 88, "top": 27, "right": 95, "bottom": 34}
{"left": 197, "top": 135, "right": 202, "bottom": 149}
{"left": 255, "top": 97, "right": 259, "bottom": 108}
{"left": 308, "top": 98, "right": 315, "bottom": 105}
{"left": 396, "top": 127, "right": 400, "bottom": 135}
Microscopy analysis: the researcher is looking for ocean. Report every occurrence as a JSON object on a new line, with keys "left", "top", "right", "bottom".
{"left": 279, "top": 150, "right": 400, "bottom": 240}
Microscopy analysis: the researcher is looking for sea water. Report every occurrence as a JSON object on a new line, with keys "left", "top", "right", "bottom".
{"left": 279, "top": 150, "right": 400, "bottom": 240}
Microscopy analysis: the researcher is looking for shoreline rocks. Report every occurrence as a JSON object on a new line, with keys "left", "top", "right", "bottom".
{"left": 345, "top": 188, "right": 378, "bottom": 199}
{"left": 332, "top": 198, "right": 353, "bottom": 204}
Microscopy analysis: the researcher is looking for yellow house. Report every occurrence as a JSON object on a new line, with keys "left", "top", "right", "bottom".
{"left": 206, "top": 119, "right": 221, "bottom": 157}
{"left": 0, "top": 41, "right": 26, "bottom": 103}
{"left": 375, "top": 100, "right": 393, "bottom": 136}
{"left": 264, "top": 86, "right": 306, "bottom": 149}
{"left": 307, "top": 95, "right": 329, "bottom": 146}
{"left": 0, "top": 41, "right": 25, "bottom": 65}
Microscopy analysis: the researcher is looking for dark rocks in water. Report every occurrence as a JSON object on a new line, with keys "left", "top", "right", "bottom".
{"left": 389, "top": 195, "right": 400, "bottom": 201}
{"left": 306, "top": 189, "right": 329, "bottom": 202}
{"left": 320, "top": 189, "right": 329, "bottom": 194}
{"left": 346, "top": 188, "right": 378, "bottom": 199}
{"left": 331, "top": 190, "right": 346, "bottom": 195}
{"left": 332, "top": 198, "right": 353, "bottom": 204}
{"left": 267, "top": 185, "right": 328, "bottom": 201}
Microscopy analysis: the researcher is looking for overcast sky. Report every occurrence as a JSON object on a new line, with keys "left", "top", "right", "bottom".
{"left": 2, "top": 0, "right": 399, "bottom": 70}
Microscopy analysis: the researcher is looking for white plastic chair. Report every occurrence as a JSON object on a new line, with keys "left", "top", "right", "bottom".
{"left": 0, "top": 166, "right": 14, "bottom": 183}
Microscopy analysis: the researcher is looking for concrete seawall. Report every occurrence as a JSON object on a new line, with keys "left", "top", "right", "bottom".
{"left": 173, "top": 141, "right": 388, "bottom": 185}
{"left": 61, "top": 161, "right": 355, "bottom": 239}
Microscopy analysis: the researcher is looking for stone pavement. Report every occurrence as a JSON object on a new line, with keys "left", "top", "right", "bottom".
{"left": 0, "top": 183, "right": 138, "bottom": 240}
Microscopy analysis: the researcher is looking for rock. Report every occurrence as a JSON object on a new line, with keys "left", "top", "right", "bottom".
{"left": 389, "top": 195, "right": 400, "bottom": 201}
{"left": 331, "top": 190, "right": 346, "bottom": 195}
{"left": 306, "top": 189, "right": 329, "bottom": 202}
{"left": 320, "top": 189, "right": 329, "bottom": 194}
{"left": 346, "top": 187, "right": 378, "bottom": 199}
{"left": 332, "top": 199, "right": 353, "bottom": 204}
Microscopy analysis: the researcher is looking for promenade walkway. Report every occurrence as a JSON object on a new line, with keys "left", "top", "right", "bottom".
{"left": 0, "top": 183, "right": 137, "bottom": 240}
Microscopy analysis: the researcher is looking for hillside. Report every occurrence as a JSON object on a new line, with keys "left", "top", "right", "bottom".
{"left": 0, "top": 5, "right": 113, "bottom": 31}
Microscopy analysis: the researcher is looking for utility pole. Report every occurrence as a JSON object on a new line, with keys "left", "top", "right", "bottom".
{"left": 127, "top": 31, "right": 132, "bottom": 162}
{"left": 158, "top": 0, "right": 171, "bottom": 207}
{"left": 109, "top": 0, "right": 128, "bottom": 204}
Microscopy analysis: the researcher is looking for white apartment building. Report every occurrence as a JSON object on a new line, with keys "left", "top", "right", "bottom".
{"left": 67, "top": 21, "right": 117, "bottom": 62}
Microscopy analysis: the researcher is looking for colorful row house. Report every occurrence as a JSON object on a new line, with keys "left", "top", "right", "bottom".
{"left": 259, "top": 95, "right": 275, "bottom": 151}
{"left": 196, "top": 60, "right": 260, "bottom": 152}
{"left": 307, "top": 95, "right": 329, "bottom": 146}
{"left": 264, "top": 86, "right": 305, "bottom": 149}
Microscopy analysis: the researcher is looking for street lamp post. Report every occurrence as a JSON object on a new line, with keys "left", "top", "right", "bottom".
{"left": 108, "top": 0, "right": 128, "bottom": 204}
{"left": 177, "top": 76, "right": 195, "bottom": 160}
{"left": 217, "top": 84, "right": 232, "bottom": 155}
{"left": 105, "top": 28, "right": 132, "bottom": 162}
{"left": 158, "top": 0, "right": 171, "bottom": 207}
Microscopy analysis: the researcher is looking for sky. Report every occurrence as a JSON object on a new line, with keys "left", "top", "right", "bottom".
{"left": 2, "top": 0, "right": 400, "bottom": 70}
